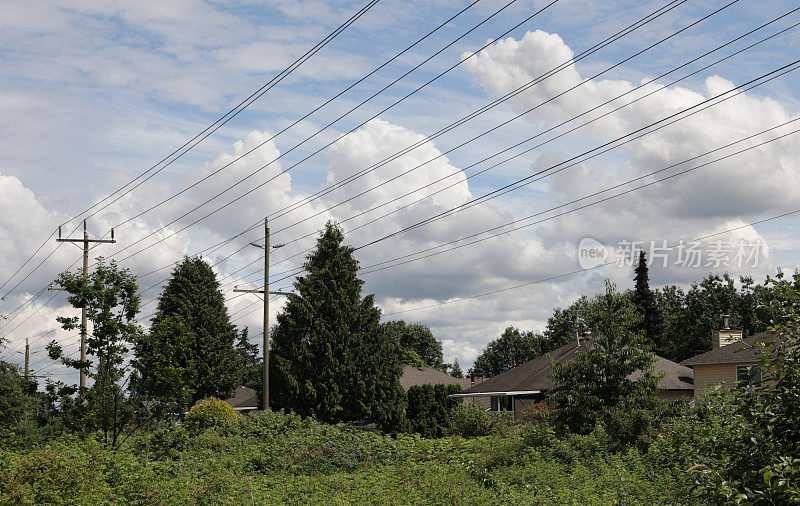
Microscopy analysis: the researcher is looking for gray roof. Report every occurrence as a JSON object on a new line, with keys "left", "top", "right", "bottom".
{"left": 399, "top": 365, "right": 472, "bottom": 391}
{"left": 226, "top": 386, "right": 259, "bottom": 409}
{"left": 462, "top": 337, "right": 693, "bottom": 395}
{"left": 682, "top": 333, "right": 774, "bottom": 366}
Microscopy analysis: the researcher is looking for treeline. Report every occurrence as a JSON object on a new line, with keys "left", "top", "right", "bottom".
{"left": 0, "top": 222, "right": 465, "bottom": 443}
{"left": 469, "top": 252, "right": 792, "bottom": 378}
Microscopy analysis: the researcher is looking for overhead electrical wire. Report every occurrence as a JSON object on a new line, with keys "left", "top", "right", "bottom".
{"left": 382, "top": 208, "right": 800, "bottom": 316}
{"left": 100, "top": 0, "right": 561, "bottom": 267}
{"left": 0, "top": 0, "right": 382, "bottom": 301}
{"left": 229, "top": 12, "right": 800, "bottom": 287}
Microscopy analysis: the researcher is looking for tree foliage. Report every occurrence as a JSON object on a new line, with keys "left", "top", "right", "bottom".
{"left": 132, "top": 256, "right": 240, "bottom": 414}
{"left": 0, "top": 362, "right": 27, "bottom": 428}
{"left": 235, "top": 327, "right": 262, "bottom": 404}
{"left": 631, "top": 251, "right": 662, "bottom": 348}
{"left": 449, "top": 359, "right": 463, "bottom": 378}
{"left": 383, "top": 321, "right": 444, "bottom": 370}
{"left": 270, "top": 223, "right": 405, "bottom": 430}
{"left": 548, "top": 282, "right": 660, "bottom": 434}
{"left": 469, "top": 327, "right": 543, "bottom": 377}
{"left": 48, "top": 258, "right": 142, "bottom": 448}
{"left": 404, "top": 384, "right": 461, "bottom": 437}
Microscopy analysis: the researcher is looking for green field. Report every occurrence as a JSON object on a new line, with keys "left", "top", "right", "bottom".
{"left": 0, "top": 410, "right": 703, "bottom": 505}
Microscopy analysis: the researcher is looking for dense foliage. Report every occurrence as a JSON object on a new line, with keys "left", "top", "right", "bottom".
{"left": 0, "top": 410, "right": 704, "bottom": 505}
{"left": 549, "top": 282, "right": 659, "bottom": 435}
{"left": 270, "top": 223, "right": 405, "bottom": 430}
{"left": 184, "top": 398, "right": 238, "bottom": 430}
{"left": 132, "top": 257, "right": 240, "bottom": 412}
{"left": 404, "top": 384, "right": 461, "bottom": 438}
{"left": 468, "top": 326, "right": 543, "bottom": 377}
{"left": 383, "top": 320, "right": 444, "bottom": 370}
{"left": 47, "top": 258, "right": 142, "bottom": 448}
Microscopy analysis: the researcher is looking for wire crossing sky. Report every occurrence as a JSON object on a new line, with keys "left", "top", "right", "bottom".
{"left": 2, "top": 0, "right": 800, "bottom": 383}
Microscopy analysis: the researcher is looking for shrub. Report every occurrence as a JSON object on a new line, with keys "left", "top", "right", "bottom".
{"left": 405, "top": 384, "right": 460, "bottom": 438}
{"left": 516, "top": 402, "right": 550, "bottom": 427}
{"left": 184, "top": 398, "right": 237, "bottom": 430}
{"left": 448, "top": 404, "right": 511, "bottom": 438}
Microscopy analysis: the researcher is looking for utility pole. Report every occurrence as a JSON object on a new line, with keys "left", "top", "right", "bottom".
{"left": 233, "top": 217, "right": 291, "bottom": 411}
{"left": 49, "top": 220, "right": 116, "bottom": 392}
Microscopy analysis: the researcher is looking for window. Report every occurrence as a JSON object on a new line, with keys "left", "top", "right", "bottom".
{"left": 737, "top": 365, "right": 762, "bottom": 388}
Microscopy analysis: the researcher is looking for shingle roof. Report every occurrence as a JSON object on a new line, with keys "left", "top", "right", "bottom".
{"left": 461, "top": 337, "right": 693, "bottom": 395}
{"left": 682, "top": 333, "right": 774, "bottom": 366}
{"left": 226, "top": 386, "right": 259, "bottom": 409}
{"left": 399, "top": 365, "right": 472, "bottom": 391}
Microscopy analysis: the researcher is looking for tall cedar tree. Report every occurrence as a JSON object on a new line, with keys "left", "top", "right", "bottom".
{"left": 631, "top": 251, "right": 662, "bottom": 351}
{"left": 270, "top": 223, "right": 405, "bottom": 430}
{"left": 133, "top": 257, "right": 240, "bottom": 409}
{"left": 548, "top": 281, "right": 659, "bottom": 434}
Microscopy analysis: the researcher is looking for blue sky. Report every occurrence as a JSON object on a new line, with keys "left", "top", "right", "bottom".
{"left": 2, "top": 0, "right": 800, "bottom": 382}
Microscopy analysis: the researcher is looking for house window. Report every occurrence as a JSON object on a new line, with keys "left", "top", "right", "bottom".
{"left": 737, "top": 365, "right": 762, "bottom": 388}
{"left": 489, "top": 396, "right": 512, "bottom": 411}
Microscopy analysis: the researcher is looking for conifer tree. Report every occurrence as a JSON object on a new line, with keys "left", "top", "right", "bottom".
{"left": 631, "top": 251, "right": 662, "bottom": 350}
{"left": 235, "top": 328, "right": 262, "bottom": 397}
{"left": 132, "top": 257, "right": 240, "bottom": 410}
{"left": 270, "top": 222, "right": 405, "bottom": 429}
{"left": 450, "top": 359, "right": 464, "bottom": 378}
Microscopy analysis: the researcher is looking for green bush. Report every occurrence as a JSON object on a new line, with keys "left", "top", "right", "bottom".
{"left": 184, "top": 398, "right": 237, "bottom": 430}
{"left": 404, "top": 384, "right": 460, "bottom": 438}
{"left": 448, "top": 404, "right": 511, "bottom": 438}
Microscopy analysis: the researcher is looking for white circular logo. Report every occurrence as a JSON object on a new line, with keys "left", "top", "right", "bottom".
{"left": 577, "top": 237, "right": 609, "bottom": 269}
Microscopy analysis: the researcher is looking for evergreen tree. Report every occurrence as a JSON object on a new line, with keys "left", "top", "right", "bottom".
{"left": 235, "top": 328, "right": 262, "bottom": 399}
{"left": 450, "top": 359, "right": 464, "bottom": 378}
{"left": 132, "top": 257, "right": 240, "bottom": 409}
{"left": 631, "top": 251, "right": 662, "bottom": 351}
{"left": 270, "top": 222, "right": 405, "bottom": 430}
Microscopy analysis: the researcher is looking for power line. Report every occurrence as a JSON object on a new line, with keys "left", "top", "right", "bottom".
{"left": 358, "top": 121, "right": 800, "bottom": 274}
{"left": 354, "top": 58, "right": 800, "bottom": 251}
{"left": 0, "top": 0, "right": 381, "bottom": 301}
{"left": 97, "top": 0, "right": 560, "bottom": 266}
{"left": 382, "top": 209, "right": 800, "bottom": 316}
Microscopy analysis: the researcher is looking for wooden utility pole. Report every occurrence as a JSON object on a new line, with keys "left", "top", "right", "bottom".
{"left": 233, "top": 217, "right": 291, "bottom": 411}
{"left": 50, "top": 221, "right": 116, "bottom": 391}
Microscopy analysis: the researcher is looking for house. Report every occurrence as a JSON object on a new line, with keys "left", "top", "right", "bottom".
{"left": 451, "top": 336, "right": 694, "bottom": 418}
{"left": 400, "top": 365, "right": 489, "bottom": 408}
{"left": 682, "top": 320, "right": 772, "bottom": 394}
{"left": 399, "top": 365, "right": 474, "bottom": 391}
{"left": 225, "top": 385, "right": 259, "bottom": 412}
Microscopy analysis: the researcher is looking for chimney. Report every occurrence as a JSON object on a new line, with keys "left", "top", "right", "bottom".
{"left": 712, "top": 314, "right": 742, "bottom": 349}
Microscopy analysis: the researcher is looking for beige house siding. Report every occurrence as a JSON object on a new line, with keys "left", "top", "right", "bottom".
{"left": 657, "top": 389, "right": 693, "bottom": 402}
{"left": 692, "top": 362, "right": 759, "bottom": 394}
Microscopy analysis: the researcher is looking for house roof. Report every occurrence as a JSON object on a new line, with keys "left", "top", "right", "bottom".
{"left": 461, "top": 337, "right": 694, "bottom": 395}
{"left": 226, "top": 386, "right": 259, "bottom": 410}
{"left": 399, "top": 365, "right": 472, "bottom": 391}
{"left": 682, "top": 333, "right": 775, "bottom": 366}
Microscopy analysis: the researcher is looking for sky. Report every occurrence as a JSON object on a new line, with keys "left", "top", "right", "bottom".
{"left": 2, "top": 0, "right": 800, "bottom": 383}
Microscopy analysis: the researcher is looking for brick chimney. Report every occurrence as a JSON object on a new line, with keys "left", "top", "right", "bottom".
{"left": 711, "top": 314, "right": 742, "bottom": 349}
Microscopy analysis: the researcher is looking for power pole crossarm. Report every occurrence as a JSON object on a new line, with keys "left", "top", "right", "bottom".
{"left": 51, "top": 221, "right": 116, "bottom": 394}
{"left": 232, "top": 217, "right": 292, "bottom": 411}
